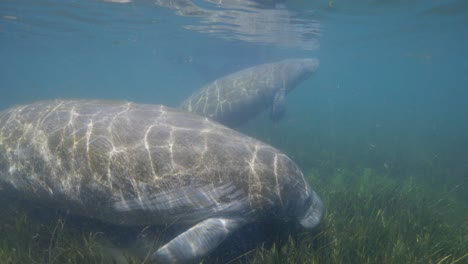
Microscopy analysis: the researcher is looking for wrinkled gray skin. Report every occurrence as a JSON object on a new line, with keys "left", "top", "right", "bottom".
{"left": 0, "top": 100, "right": 323, "bottom": 263}
{"left": 179, "top": 58, "right": 319, "bottom": 127}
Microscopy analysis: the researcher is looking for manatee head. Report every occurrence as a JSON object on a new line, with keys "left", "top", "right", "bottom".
{"left": 281, "top": 58, "right": 319, "bottom": 93}
{"left": 267, "top": 153, "right": 323, "bottom": 230}
{"left": 296, "top": 189, "right": 323, "bottom": 229}
{"left": 287, "top": 177, "right": 323, "bottom": 230}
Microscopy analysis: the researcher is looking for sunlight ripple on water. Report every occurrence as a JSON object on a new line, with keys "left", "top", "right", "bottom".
{"left": 0, "top": 0, "right": 321, "bottom": 50}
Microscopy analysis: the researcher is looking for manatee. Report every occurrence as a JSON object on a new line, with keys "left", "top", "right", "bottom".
{"left": 0, "top": 100, "right": 323, "bottom": 263}
{"left": 179, "top": 58, "right": 319, "bottom": 127}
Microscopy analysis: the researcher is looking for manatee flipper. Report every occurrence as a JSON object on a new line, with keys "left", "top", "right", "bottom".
{"left": 270, "top": 88, "right": 286, "bottom": 122}
{"left": 152, "top": 217, "right": 247, "bottom": 263}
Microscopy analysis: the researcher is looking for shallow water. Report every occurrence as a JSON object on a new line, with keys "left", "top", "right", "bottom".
{"left": 1, "top": 0, "right": 467, "bottom": 263}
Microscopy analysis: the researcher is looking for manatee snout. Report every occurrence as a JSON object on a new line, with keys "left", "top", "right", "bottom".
{"left": 286, "top": 58, "right": 319, "bottom": 89}
{"left": 302, "top": 58, "right": 320, "bottom": 74}
{"left": 298, "top": 190, "right": 324, "bottom": 230}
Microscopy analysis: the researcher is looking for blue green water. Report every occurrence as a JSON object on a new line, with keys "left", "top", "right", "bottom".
{"left": 1, "top": 0, "right": 467, "bottom": 262}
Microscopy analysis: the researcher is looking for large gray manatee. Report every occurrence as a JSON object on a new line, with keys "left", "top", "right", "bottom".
{"left": 0, "top": 100, "right": 323, "bottom": 263}
{"left": 179, "top": 58, "right": 319, "bottom": 127}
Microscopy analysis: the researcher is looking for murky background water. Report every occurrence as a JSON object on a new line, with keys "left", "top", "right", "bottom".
{"left": 1, "top": 0, "right": 467, "bottom": 262}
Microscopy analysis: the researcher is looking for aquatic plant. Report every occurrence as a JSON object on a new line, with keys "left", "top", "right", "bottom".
{"left": 0, "top": 199, "right": 138, "bottom": 264}
{"left": 0, "top": 167, "right": 466, "bottom": 263}
{"left": 246, "top": 168, "right": 467, "bottom": 264}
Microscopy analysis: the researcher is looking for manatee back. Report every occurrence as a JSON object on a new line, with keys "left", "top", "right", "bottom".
{"left": 0, "top": 100, "right": 306, "bottom": 225}
{"left": 179, "top": 65, "right": 275, "bottom": 126}
{"left": 179, "top": 58, "right": 318, "bottom": 127}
